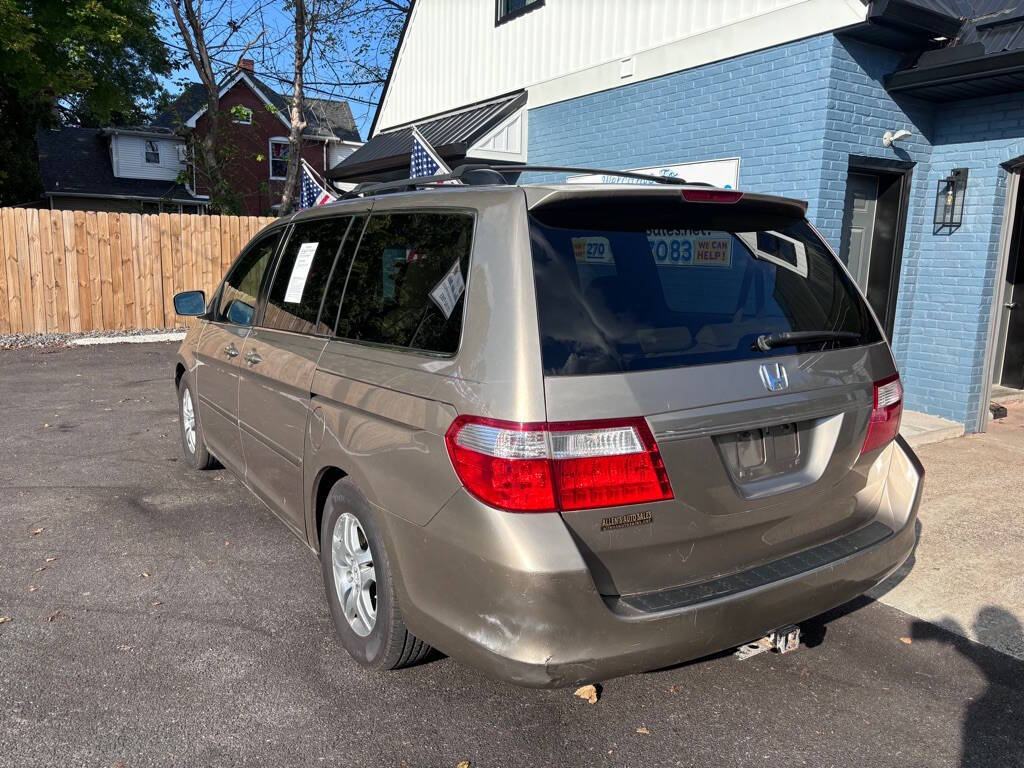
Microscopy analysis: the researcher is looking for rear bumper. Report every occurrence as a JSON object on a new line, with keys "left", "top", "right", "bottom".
{"left": 384, "top": 437, "right": 923, "bottom": 688}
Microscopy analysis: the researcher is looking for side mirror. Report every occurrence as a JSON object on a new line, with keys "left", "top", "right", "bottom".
{"left": 173, "top": 290, "right": 207, "bottom": 317}
{"left": 226, "top": 299, "right": 254, "bottom": 326}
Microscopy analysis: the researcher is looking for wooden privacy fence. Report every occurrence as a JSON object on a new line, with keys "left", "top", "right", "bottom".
{"left": 0, "top": 208, "right": 275, "bottom": 335}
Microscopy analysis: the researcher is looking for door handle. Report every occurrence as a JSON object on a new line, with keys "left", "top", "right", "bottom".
{"left": 245, "top": 350, "right": 262, "bottom": 366}
{"left": 1006, "top": 301, "right": 1020, "bottom": 310}
{"left": 223, "top": 343, "right": 239, "bottom": 358}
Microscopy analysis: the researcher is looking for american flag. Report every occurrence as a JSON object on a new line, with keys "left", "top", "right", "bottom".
{"left": 410, "top": 127, "right": 452, "bottom": 179}
{"left": 298, "top": 160, "right": 336, "bottom": 209}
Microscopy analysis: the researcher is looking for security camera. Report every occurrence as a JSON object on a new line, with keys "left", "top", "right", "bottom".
{"left": 883, "top": 129, "right": 912, "bottom": 148}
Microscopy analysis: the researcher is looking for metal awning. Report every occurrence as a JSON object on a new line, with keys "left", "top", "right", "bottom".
{"left": 883, "top": 0, "right": 1024, "bottom": 101}
{"left": 328, "top": 91, "right": 527, "bottom": 183}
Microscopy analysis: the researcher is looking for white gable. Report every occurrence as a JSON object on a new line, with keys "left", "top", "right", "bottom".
{"left": 110, "top": 134, "right": 186, "bottom": 181}
{"left": 375, "top": 0, "right": 868, "bottom": 133}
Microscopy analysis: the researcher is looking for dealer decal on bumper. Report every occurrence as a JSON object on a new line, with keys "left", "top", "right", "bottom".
{"left": 600, "top": 510, "right": 653, "bottom": 531}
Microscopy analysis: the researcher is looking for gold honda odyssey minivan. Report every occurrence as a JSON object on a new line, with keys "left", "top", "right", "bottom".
{"left": 172, "top": 166, "right": 923, "bottom": 687}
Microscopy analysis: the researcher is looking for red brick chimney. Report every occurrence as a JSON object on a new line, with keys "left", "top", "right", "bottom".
{"left": 237, "top": 58, "right": 254, "bottom": 73}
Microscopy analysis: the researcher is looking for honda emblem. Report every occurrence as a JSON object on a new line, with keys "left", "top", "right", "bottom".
{"left": 759, "top": 363, "right": 789, "bottom": 392}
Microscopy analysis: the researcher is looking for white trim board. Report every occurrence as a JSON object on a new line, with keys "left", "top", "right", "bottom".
{"left": 184, "top": 71, "right": 291, "bottom": 131}
{"left": 524, "top": 0, "right": 866, "bottom": 112}
{"left": 468, "top": 108, "right": 528, "bottom": 162}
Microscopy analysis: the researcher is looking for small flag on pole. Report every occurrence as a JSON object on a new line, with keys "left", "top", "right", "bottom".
{"left": 298, "top": 159, "right": 337, "bottom": 209}
{"left": 410, "top": 126, "right": 455, "bottom": 180}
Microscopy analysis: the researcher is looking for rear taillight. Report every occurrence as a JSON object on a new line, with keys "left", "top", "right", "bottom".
{"left": 444, "top": 416, "right": 674, "bottom": 512}
{"left": 861, "top": 374, "right": 903, "bottom": 454}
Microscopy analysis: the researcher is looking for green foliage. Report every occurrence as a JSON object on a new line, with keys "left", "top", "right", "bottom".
{"left": 229, "top": 104, "right": 253, "bottom": 123}
{"left": 0, "top": 0, "right": 172, "bottom": 204}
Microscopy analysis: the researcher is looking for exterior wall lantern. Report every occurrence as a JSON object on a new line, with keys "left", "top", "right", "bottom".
{"left": 934, "top": 168, "right": 968, "bottom": 233}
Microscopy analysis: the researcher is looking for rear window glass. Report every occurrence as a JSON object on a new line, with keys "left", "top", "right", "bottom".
{"left": 334, "top": 211, "right": 474, "bottom": 354}
{"left": 530, "top": 214, "right": 881, "bottom": 376}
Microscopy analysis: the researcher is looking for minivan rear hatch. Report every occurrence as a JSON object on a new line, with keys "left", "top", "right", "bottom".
{"left": 528, "top": 188, "right": 894, "bottom": 598}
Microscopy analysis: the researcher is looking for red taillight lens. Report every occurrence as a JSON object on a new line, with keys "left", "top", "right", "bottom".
{"left": 444, "top": 416, "right": 674, "bottom": 513}
{"left": 681, "top": 189, "right": 744, "bottom": 203}
{"left": 861, "top": 374, "right": 903, "bottom": 454}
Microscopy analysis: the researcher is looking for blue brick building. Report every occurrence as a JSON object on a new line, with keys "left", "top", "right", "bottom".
{"left": 335, "top": 0, "right": 1024, "bottom": 433}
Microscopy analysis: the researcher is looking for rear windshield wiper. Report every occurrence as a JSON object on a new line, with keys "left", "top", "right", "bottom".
{"left": 754, "top": 330, "right": 861, "bottom": 352}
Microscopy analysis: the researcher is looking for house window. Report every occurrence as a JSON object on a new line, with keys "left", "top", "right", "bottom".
{"left": 145, "top": 140, "right": 160, "bottom": 164}
{"left": 496, "top": 0, "right": 543, "bottom": 24}
{"left": 270, "top": 138, "right": 289, "bottom": 180}
{"left": 232, "top": 106, "right": 253, "bottom": 125}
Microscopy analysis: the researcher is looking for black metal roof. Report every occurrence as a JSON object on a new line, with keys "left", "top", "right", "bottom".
{"left": 35, "top": 127, "right": 201, "bottom": 203}
{"left": 328, "top": 91, "right": 526, "bottom": 182}
{"left": 150, "top": 84, "right": 208, "bottom": 131}
{"left": 884, "top": 1, "right": 1024, "bottom": 100}
{"left": 844, "top": 0, "right": 962, "bottom": 50}
{"left": 956, "top": 1, "right": 1024, "bottom": 52}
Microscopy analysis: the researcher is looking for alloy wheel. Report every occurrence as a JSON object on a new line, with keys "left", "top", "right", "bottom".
{"left": 181, "top": 388, "right": 196, "bottom": 454}
{"left": 331, "top": 512, "right": 377, "bottom": 637}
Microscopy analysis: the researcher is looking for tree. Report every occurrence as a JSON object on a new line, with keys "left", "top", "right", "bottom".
{"left": 274, "top": 0, "right": 409, "bottom": 213}
{"left": 277, "top": 0, "right": 355, "bottom": 215}
{"left": 168, "top": 0, "right": 267, "bottom": 213}
{"left": 278, "top": 0, "right": 312, "bottom": 216}
{"left": 0, "top": 0, "right": 172, "bottom": 204}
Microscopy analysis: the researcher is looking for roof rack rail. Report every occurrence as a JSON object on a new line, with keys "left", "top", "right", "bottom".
{"left": 338, "top": 163, "right": 697, "bottom": 199}
{"left": 455, "top": 164, "right": 691, "bottom": 186}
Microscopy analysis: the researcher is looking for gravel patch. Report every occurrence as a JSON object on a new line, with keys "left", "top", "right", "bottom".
{"left": 0, "top": 327, "right": 187, "bottom": 350}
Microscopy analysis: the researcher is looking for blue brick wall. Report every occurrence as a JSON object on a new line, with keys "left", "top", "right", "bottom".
{"left": 527, "top": 35, "right": 836, "bottom": 214}
{"left": 822, "top": 38, "right": 1024, "bottom": 429}
{"left": 527, "top": 33, "right": 1024, "bottom": 431}
{"left": 906, "top": 96, "right": 1024, "bottom": 430}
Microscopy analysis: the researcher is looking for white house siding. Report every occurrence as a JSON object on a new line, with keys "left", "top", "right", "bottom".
{"left": 327, "top": 142, "right": 358, "bottom": 169}
{"left": 374, "top": 0, "right": 869, "bottom": 133}
{"left": 112, "top": 135, "right": 186, "bottom": 181}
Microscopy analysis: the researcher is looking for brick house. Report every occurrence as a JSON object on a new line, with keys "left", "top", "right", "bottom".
{"left": 34, "top": 60, "right": 361, "bottom": 216}
{"left": 160, "top": 59, "right": 362, "bottom": 215}
{"left": 333, "top": 0, "right": 1024, "bottom": 434}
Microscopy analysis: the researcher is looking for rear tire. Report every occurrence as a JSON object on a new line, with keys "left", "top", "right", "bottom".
{"left": 177, "top": 375, "right": 216, "bottom": 470}
{"left": 320, "top": 477, "right": 432, "bottom": 670}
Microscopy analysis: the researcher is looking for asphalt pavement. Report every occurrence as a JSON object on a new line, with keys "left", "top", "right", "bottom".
{"left": 1, "top": 342, "right": 1022, "bottom": 768}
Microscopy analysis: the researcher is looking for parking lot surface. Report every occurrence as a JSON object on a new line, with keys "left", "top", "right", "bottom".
{"left": 1, "top": 342, "right": 1022, "bottom": 768}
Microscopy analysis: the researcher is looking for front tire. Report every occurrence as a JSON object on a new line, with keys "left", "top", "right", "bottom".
{"left": 177, "top": 375, "right": 216, "bottom": 470}
{"left": 320, "top": 478, "right": 432, "bottom": 670}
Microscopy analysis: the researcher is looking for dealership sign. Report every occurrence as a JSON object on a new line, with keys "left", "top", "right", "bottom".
{"left": 566, "top": 158, "right": 740, "bottom": 189}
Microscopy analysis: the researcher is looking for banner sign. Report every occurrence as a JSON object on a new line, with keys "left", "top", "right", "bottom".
{"left": 567, "top": 158, "right": 740, "bottom": 189}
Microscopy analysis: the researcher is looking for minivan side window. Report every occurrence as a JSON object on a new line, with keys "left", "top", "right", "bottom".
{"left": 262, "top": 216, "right": 352, "bottom": 335}
{"left": 217, "top": 232, "right": 282, "bottom": 326}
{"left": 334, "top": 211, "right": 474, "bottom": 354}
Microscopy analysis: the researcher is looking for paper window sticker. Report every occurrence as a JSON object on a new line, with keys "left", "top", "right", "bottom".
{"left": 284, "top": 242, "right": 318, "bottom": 303}
{"left": 429, "top": 259, "right": 465, "bottom": 319}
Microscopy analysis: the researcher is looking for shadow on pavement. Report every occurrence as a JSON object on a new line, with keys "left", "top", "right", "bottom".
{"left": 911, "top": 609, "right": 1024, "bottom": 768}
